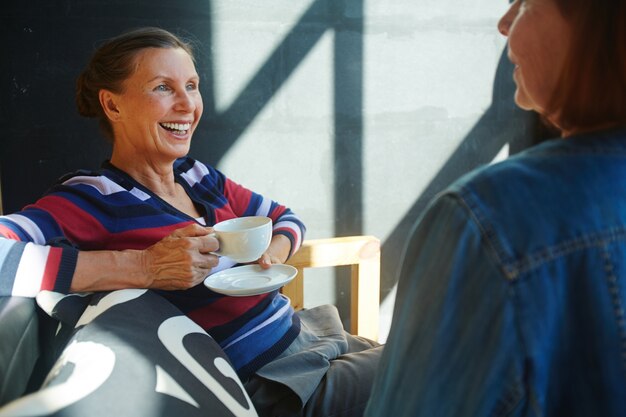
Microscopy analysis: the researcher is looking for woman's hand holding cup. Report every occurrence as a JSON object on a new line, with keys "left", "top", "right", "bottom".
{"left": 142, "top": 223, "right": 220, "bottom": 290}
{"left": 257, "top": 234, "right": 292, "bottom": 269}
{"left": 142, "top": 216, "right": 282, "bottom": 290}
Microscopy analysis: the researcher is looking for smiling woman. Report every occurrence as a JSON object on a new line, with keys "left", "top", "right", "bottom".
{"left": 0, "top": 26, "right": 382, "bottom": 417}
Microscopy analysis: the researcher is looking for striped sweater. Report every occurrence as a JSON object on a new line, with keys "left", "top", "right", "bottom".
{"left": 0, "top": 157, "right": 306, "bottom": 379}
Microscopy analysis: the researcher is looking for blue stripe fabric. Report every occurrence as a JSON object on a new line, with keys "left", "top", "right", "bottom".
{"left": 49, "top": 188, "right": 186, "bottom": 232}
{"left": 224, "top": 294, "right": 296, "bottom": 370}
{"left": 19, "top": 208, "right": 66, "bottom": 240}
{"left": 237, "top": 316, "right": 301, "bottom": 381}
{"left": 210, "top": 293, "right": 276, "bottom": 343}
{"left": 244, "top": 193, "right": 265, "bottom": 216}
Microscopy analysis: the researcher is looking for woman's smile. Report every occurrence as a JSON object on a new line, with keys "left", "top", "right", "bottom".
{"left": 159, "top": 121, "right": 194, "bottom": 139}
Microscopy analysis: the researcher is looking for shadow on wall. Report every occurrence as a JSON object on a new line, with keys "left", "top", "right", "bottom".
{"left": 378, "top": 51, "right": 545, "bottom": 305}
{"left": 0, "top": 0, "right": 543, "bottom": 320}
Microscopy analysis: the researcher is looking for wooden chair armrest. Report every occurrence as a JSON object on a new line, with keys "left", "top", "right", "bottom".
{"left": 283, "top": 235, "right": 380, "bottom": 341}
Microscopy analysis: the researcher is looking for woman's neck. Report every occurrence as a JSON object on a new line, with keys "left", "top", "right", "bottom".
{"left": 110, "top": 151, "right": 178, "bottom": 198}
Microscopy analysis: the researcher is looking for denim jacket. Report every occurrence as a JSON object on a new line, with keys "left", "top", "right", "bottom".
{"left": 366, "top": 128, "right": 626, "bottom": 416}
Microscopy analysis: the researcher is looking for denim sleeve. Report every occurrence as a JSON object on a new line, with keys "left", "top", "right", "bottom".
{"left": 365, "top": 193, "right": 528, "bottom": 417}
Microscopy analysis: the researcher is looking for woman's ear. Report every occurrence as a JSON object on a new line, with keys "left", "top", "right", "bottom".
{"left": 99, "top": 89, "right": 121, "bottom": 121}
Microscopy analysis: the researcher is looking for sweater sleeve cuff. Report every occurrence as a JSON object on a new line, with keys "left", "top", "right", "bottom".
{"left": 52, "top": 247, "right": 78, "bottom": 294}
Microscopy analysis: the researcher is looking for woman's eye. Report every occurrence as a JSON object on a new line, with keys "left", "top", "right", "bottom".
{"left": 154, "top": 84, "right": 170, "bottom": 92}
{"left": 186, "top": 82, "right": 198, "bottom": 91}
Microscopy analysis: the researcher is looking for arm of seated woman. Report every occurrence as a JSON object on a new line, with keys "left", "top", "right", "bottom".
{"left": 71, "top": 223, "right": 219, "bottom": 292}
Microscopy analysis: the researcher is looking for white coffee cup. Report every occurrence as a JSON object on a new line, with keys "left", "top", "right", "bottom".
{"left": 210, "top": 216, "right": 272, "bottom": 263}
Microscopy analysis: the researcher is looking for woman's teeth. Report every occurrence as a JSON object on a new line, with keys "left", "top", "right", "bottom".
{"left": 160, "top": 122, "right": 191, "bottom": 133}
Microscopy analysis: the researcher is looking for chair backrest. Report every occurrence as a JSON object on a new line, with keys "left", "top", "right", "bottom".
{"left": 284, "top": 235, "right": 380, "bottom": 341}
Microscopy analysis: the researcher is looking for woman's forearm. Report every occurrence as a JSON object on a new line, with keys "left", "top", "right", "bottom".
{"left": 71, "top": 249, "right": 148, "bottom": 293}
{"left": 71, "top": 223, "right": 219, "bottom": 293}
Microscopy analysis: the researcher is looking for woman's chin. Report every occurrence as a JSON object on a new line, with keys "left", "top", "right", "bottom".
{"left": 513, "top": 90, "right": 538, "bottom": 113}
{"left": 162, "top": 141, "right": 192, "bottom": 159}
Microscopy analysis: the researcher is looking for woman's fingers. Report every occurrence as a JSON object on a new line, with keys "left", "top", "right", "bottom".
{"left": 257, "top": 253, "right": 272, "bottom": 269}
{"left": 142, "top": 226, "right": 220, "bottom": 289}
{"left": 170, "top": 222, "right": 214, "bottom": 238}
{"left": 165, "top": 224, "right": 219, "bottom": 253}
{"left": 197, "top": 234, "right": 220, "bottom": 254}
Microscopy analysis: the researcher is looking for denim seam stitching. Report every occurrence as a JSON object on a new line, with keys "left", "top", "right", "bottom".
{"left": 601, "top": 246, "right": 626, "bottom": 371}
{"left": 455, "top": 187, "right": 626, "bottom": 282}
{"left": 454, "top": 187, "right": 517, "bottom": 281}
{"left": 507, "top": 228, "right": 626, "bottom": 280}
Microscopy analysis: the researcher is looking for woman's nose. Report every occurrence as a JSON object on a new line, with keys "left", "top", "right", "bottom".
{"left": 498, "top": 2, "right": 517, "bottom": 36}
{"left": 498, "top": 14, "right": 510, "bottom": 36}
{"left": 175, "top": 90, "right": 195, "bottom": 112}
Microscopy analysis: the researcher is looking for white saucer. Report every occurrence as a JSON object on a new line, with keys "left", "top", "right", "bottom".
{"left": 204, "top": 264, "right": 298, "bottom": 296}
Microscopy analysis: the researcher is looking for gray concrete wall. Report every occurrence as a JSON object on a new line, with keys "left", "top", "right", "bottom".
{"left": 1, "top": 0, "right": 540, "bottom": 341}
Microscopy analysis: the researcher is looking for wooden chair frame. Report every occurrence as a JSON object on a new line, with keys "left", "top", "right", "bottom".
{"left": 283, "top": 235, "right": 381, "bottom": 341}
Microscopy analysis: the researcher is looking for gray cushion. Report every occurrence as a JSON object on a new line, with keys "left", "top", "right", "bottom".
{"left": 0, "top": 297, "right": 40, "bottom": 406}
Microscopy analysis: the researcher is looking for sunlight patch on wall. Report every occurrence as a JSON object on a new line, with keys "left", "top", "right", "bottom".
{"left": 217, "top": 30, "right": 336, "bottom": 247}
{"left": 491, "top": 142, "right": 510, "bottom": 165}
{"left": 212, "top": 0, "right": 315, "bottom": 113}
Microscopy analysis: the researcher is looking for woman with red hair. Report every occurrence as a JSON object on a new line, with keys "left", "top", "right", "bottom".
{"left": 366, "top": 0, "right": 626, "bottom": 415}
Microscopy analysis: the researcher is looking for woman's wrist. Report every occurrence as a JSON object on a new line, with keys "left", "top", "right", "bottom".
{"left": 72, "top": 249, "right": 149, "bottom": 292}
{"left": 269, "top": 234, "right": 292, "bottom": 264}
